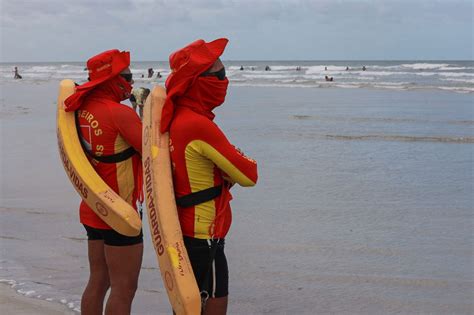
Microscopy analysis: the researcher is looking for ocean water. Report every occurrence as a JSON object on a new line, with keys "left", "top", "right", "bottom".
{"left": 1, "top": 60, "right": 473, "bottom": 93}
{"left": 0, "top": 69, "right": 473, "bottom": 314}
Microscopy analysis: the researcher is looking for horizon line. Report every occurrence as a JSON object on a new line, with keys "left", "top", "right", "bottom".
{"left": 1, "top": 59, "right": 473, "bottom": 64}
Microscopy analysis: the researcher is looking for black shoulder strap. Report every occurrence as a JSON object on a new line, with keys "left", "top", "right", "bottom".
{"left": 175, "top": 185, "right": 223, "bottom": 208}
{"left": 75, "top": 112, "right": 137, "bottom": 164}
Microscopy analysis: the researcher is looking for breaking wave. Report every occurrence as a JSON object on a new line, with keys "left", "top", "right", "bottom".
{"left": 1, "top": 60, "right": 473, "bottom": 93}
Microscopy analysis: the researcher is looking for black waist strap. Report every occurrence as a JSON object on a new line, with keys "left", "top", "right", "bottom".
{"left": 75, "top": 112, "right": 137, "bottom": 164}
{"left": 176, "top": 185, "right": 223, "bottom": 208}
{"left": 89, "top": 146, "right": 136, "bottom": 163}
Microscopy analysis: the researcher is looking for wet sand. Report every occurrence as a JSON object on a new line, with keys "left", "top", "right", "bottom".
{"left": 0, "top": 284, "right": 75, "bottom": 314}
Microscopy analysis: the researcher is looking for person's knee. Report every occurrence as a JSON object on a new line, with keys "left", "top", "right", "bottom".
{"left": 90, "top": 267, "right": 110, "bottom": 284}
{"left": 86, "top": 276, "right": 110, "bottom": 296}
{"left": 203, "top": 296, "right": 228, "bottom": 315}
{"left": 110, "top": 278, "right": 138, "bottom": 299}
{"left": 110, "top": 285, "right": 137, "bottom": 303}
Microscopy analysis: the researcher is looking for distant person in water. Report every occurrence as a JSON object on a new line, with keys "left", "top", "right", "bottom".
{"left": 362, "top": 66, "right": 366, "bottom": 71}
{"left": 129, "top": 87, "right": 150, "bottom": 119}
{"left": 156, "top": 71, "right": 162, "bottom": 78}
{"left": 296, "top": 66, "right": 301, "bottom": 71}
{"left": 325, "top": 75, "right": 333, "bottom": 82}
{"left": 325, "top": 66, "right": 327, "bottom": 71}
{"left": 265, "top": 65, "right": 271, "bottom": 71}
{"left": 346, "top": 66, "right": 349, "bottom": 71}
{"left": 13, "top": 67, "right": 22, "bottom": 79}
{"left": 240, "top": 65, "right": 244, "bottom": 70}
{"left": 148, "top": 67, "right": 154, "bottom": 78}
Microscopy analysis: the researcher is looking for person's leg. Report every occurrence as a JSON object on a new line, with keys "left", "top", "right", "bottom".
{"left": 184, "top": 237, "right": 229, "bottom": 315}
{"left": 104, "top": 242, "right": 143, "bottom": 315}
{"left": 203, "top": 242, "right": 229, "bottom": 315}
{"left": 204, "top": 297, "right": 228, "bottom": 315}
{"left": 81, "top": 239, "right": 110, "bottom": 315}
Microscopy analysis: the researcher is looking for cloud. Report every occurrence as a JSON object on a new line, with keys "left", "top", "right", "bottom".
{"left": 1, "top": 0, "right": 472, "bottom": 61}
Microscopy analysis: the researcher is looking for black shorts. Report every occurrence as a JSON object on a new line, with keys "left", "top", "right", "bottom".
{"left": 83, "top": 224, "right": 143, "bottom": 246}
{"left": 184, "top": 236, "right": 229, "bottom": 298}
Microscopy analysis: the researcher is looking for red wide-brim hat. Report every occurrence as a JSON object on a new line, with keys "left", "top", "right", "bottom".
{"left": 64, "top": 49, "right": 130, "bottom": 112}
{"left": 160, "top": 38, "right": 228, "bottom": 133}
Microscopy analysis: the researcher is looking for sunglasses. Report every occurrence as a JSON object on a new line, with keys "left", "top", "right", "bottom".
{"left": 200, "top": 67, "right": 226, "bottom": 80}
{"left": 120, "top": 73, "right": 133, "bottom": 82}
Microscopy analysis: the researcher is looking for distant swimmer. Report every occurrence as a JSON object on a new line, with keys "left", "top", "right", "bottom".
{"left": 251, "top": 66, "right": 255, "bottom": 71}
{"left": 148, "top": 67, "right": 154, "bottom": 78}
{"left": 325, "top": 75, "right": 333, "bottom": 82}
{"left": 13, "top": 67, "right": 22, "bottom": 79}
{"left": 265, "top": 65, "right": 271, "bottom": 71}
{"left": 240, "top": 65, "right": 244, "bottom": 70}
{"left": 362, "top": 66, "right": 366, "bottom": 71}
{"left": 296, "top": 66, "right": 301, "bottom": 71}
{"left": 129, "top": 87, "right": 150, "bottom": 119}
{"left": 346, "top": 66, "right": 349, "bottom": 71}
{"left": 156, "top": 71, "right": 162, "bottom": 78}
{"left": 325, "top": 66, "right": 327, "bottom": 71}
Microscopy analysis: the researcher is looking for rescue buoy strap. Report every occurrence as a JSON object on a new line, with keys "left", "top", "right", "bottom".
{"left": 75, "top": 112, "right": 137, "bottom": 164}
{"left": 88, "top": 146, "right": 136, "bottom": 163}
{"left": 175, "top": 185, "right": 223, "bottom": 208}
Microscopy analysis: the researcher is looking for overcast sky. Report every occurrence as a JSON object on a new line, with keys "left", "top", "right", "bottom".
{"left": 1, "top": 0, "right": 472, "bottom": 62}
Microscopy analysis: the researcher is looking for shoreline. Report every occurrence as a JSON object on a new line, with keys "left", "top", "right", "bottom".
{"left": 0, "top": 283, "right": 77, "bottom": 314}
{"left": 1, "top": 79, "right": 473, "bottom": 95}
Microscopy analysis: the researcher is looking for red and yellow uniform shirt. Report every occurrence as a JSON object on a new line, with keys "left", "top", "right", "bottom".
{"left": 77, "top": 87, "right": 142, "bottom": 229}
{"left": 170, "top": 106, "right": 258, "bottom": 239}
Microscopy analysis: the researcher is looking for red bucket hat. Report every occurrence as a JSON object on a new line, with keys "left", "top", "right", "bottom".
{"left": 160, "top": 38, "right": 228, "bottom": 133}
{"left": 64, "top": 49, "right": 130, "bottom": 112}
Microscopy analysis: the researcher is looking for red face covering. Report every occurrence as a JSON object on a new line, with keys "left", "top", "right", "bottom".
{"left": 95, "top": 76, "right": 132, "bottom": 102}
{"left": 65, "top": 75, "right": 132, "bottom": 111}
{"left": 178, "top": 76, "right": 229, "bottom": 120}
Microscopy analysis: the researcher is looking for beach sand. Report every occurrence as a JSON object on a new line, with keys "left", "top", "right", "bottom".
{"left": 0, "top": 284, "right": 75, "bottom": 314}
{"left": 1, "top": 80, "right": 472, "bottom": 314}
